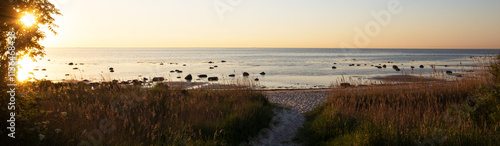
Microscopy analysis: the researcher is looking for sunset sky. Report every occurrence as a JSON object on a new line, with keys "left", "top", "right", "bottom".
{"left": 40, "top": 0, "right": 500, "bottom": 49}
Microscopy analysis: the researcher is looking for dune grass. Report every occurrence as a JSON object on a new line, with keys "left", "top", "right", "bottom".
{"left": 0, "top": 81, "right": 274, "bottom": 145}
{"left": 299, "top": 58, "right": 500, "bottom": 145}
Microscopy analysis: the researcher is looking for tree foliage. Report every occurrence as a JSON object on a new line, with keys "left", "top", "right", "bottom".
{"left": 0, "top": 0, "right": 61, "bottom": 85}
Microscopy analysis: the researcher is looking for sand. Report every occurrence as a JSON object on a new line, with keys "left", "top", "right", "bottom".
{"left": 245, "top": 90, "right": 329, "bottom": 146}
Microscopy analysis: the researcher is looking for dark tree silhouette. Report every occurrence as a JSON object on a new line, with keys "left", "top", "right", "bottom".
{"left": 0, "top": 0, "right": 61, "bottom": 85}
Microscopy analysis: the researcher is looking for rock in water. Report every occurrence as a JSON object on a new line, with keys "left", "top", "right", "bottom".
{"left": 152, "top": 77, "right": 165, "bottom": 82}
{"left": 340, "top": 83, "right": 350, "bottom": 87}
{"left": 185, "top": 74, "right": 193, "bottom": 80}
{"left": 208, "top": 77, "right": 219, "bottom": 81}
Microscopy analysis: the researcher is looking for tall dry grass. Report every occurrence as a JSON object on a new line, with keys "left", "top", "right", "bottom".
{"left": 300, "top": 57, "right": 500, "bottom": 145}
{"left": 0, "top": 81, "right": 274, "bottom": 145}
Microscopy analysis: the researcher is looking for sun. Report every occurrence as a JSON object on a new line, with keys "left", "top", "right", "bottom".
{"left": 20, "top": 13, "right": 36, "bottom": 26}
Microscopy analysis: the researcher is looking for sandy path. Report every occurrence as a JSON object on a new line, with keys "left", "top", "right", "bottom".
{"left": 245, "top": 90, "right": 329, "bottom": 146}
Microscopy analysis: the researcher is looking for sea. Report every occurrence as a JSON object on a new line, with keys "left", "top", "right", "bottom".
{"left": 20, "top": 48, "right": 500, "bottom": 89}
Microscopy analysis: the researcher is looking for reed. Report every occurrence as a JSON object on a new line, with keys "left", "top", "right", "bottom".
{"left": 300, "top": 57, "right": 500, "bottom": 145}
{"left": 0, "top": 80, "right": 274, "bottom": 145}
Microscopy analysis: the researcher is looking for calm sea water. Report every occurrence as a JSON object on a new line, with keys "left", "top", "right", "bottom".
{"left": 23, "top": 48, "right": 499, "bottom": 89}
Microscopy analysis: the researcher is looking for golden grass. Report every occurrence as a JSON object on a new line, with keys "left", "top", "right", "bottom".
{"left": 0, "top": 80, "right": 274, "bottom": 145}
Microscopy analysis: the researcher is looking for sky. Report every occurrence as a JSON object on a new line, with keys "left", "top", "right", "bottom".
{"left": 39, "top": 0, "right": 500, "bottom": 49}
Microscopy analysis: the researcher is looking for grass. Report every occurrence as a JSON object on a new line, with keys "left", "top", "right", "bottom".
{"left": 299, "top": 57, "right": 500, "bottom": 145}
{"left": 0, "top": 81, "right": 275, "bottom": 145}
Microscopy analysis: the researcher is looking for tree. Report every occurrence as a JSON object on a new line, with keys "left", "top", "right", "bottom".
{"left": 1, "top": 0, "right": 61, "bottom": 86}
{"left": 1, "top": 0, "right": 60, "bottom": 143}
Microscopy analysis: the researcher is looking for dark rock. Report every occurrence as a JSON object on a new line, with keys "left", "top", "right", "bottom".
{"left": 177, "top": 76, "right": 181, "bottom": 79}
{"left": 446, "top": 70, "right": 453, "bottom": 74}
{"left": 392, "top": 65, "right": 399, "bottom": 69}
{"left": 255, "top": 78, "right": 259, "bottom": 81}
{"left": 383, "top": 65, "right": 387, "bottom": 68}
{"left": 153, "top": 77, "right": 165, "bottom": 81}
{"left": 332, "top": 66, "right": 337, "bottom": 69}
{"left": 209, "top": 67, "right": 214, "bottom": 69}
{"left": 160, "top": 62, "right": 164, "bottom": 65}
{"left": 208, "top": 61, "right": 214, "bottom": 64}
{"left": 132, "top": 79, "right": 141, "bottom": 85}
{"left": 411, "top": 66, "right": 415, "bottom": 69}
{"left": 208, "top": 77, "right": 219, "bottom": 81}
{"left": 65, "top": 74, "right": 70, "bottom": 76}
{"left": 109, "top": 67, "right": 114, "bottom": 70}
{"left": 357, "top": 64, "right": 361, "bottom": 66}
{"left": 183, "top": 64, "right": 186, "bottom": 66}
{"left": 444, "top": 65, "right": 448, "bottom": 67}
{"left": 419, "top": 65, "right": 424, "bottom": 68}
{"left": 243, "top": 72, "right": 250, "bottom": 76}
{"left": 198, "top": 74, "right": 208, "bottom": 78}
{"left": 41, "top": 68, "right": 46, "bottom": 71}
{"left": 376, "top": 66, "right": 382, "bottom": 69}
{"left": 68, "top": 62, "right": 74, "bottom": 65}
{"left": 110, "top": 69, "right": 114, "bottom": 73}
{"left": 334, "top": 63, "right": 337, "bottom": 64}
{"left": 395, "top": 68, "right": 401, "bottom": 71}
{"left": 214, "top": 65, "right": 218, "bottom": 67}
{"left": 340, "top": 83, "right": 350, "bottom": 87}
{"left": 221, "top": 60, "right": 226, "bottom": 63}
{"left": 170, "top": 70, "right": 175, "bottom": 73}
{"left": 185, "top": 74, "right": 193, "bottom": 80}
{"left": 73, "top": 67, "right": 78, "bottom": 70}
{"left": 89, "top": 82, "right": 100, "bottom": 87}
{"left": 228, "top": 74, "right": 235, "bottom": 77}
{"left": 260, "top": 72, "right": 266, "bottom": 75}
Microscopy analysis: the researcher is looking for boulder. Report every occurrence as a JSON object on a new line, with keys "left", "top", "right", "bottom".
{"left": 446, "top": 70, "right": 453, "bottom": 74}
{"left": 254, "top": 78, "right": 259, "bottom": 81}
{"left": 228, "top": 74, "right": 236, "bottom": 77}
{"left": 260, "top": 72, "right": 266, "bottom": 75}
{"left": 209, "top": 67, "right": 214, "bottom": 69}
{"left": 340, "top": 83, "right": 350, "bottom": 87}
{"left": 152, "top": 77, "right": 165, "bottom": 82}
{"left": 243, "top": 72, "right": 250, "bottom": 76}
{"left": 198, "top": 74, "right": 208, "bottom": 78}
{"left": 419, "top": 65, "right": 424, "bottom": 68}
{"left": 208, "top": 77, "right": 219, "bottom": 81}
{"left": 221, "top": 60, "right": 226, "bottom": 63}
{"left": 185, "top": 74, "right": 193, "bottom": 80}
{"left": 383, "top": 65, "right": 387, "bottom": 68}
{"left": 68, "top": 62, "right": 74, "bottom": 65}
{"left": 208, "top": 61, "right": 214, "bottom": 64}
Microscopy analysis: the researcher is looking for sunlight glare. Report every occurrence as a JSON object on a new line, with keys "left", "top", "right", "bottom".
{"left": 17, "top": 56, "right": 37, "bottom": 81}
{"left": 20, "top": 13, "right": 36, "bottom": 26}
